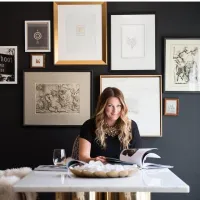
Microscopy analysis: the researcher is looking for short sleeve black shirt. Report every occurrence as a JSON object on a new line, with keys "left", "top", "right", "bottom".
{"left": 80, "top": 118, "right": 142, "bottom": 159}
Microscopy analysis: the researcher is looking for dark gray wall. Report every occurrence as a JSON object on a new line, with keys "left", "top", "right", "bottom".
{"left": 0, "top": 2, "right": 198, "bottom": 200}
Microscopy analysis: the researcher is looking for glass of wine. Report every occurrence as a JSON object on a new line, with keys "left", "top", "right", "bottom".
{"left": 53, "top": 149, "right": 66, "bottom": 166}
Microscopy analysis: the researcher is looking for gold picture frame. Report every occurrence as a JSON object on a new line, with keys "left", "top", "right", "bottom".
{"left": 164, "top": 98, "right": 179, "bottom": 116}
{"left": 53, "top": 2, "right": 107, "bottom": 65}
{"left": 100, "top": 75, "right": 162, "bottom": 137}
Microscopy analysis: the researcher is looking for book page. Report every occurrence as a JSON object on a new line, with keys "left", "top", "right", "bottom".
{"left": 120, "top": 148, "right": 157, "bottom": 167}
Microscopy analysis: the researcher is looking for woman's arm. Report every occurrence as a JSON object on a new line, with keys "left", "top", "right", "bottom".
{"left": 130, "top": 120, "right": 142, "bottom": 148}
{"left": 79, "top": 137, "right": 92, "bottom": 163}
{"left": 79, "top": 137, "right": 106, "bottom": 163}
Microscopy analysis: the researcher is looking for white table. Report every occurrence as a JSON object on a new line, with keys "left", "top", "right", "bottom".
{"left": 14, "top": 169, "right": 189, "bottom": 200}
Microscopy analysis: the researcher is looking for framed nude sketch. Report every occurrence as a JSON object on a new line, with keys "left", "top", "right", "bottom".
{"left": 100, "top": 75, "right": 162, "bottom": 137}
{"left": 24, "top": 71, "right": 92, "bottom": 126}
{"left": 25, "top": 21, "right": 51, "bottom": 52}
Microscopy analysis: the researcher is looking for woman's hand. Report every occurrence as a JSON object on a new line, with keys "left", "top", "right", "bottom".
{"left": 94, "top": 156, "right": 106, "bottom": 163}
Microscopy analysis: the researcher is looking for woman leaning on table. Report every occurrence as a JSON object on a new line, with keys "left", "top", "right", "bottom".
{"left": 79, "top": 87, "right": 142, "bottom": 163}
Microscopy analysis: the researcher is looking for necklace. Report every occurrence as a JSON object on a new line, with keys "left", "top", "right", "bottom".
{"left": 104, "top": 122, "right": 119, "bottom": 137}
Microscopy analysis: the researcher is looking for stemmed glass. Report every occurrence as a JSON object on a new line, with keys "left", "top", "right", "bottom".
{"left": 53, "top": 149, "right": 66, "bottom": 166}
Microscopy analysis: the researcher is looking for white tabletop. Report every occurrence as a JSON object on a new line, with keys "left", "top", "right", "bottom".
{"left": 14, "top": 169, "right": 189, "bottom": 193}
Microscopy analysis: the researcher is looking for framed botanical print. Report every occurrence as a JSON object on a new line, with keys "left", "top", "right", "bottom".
{"left": 25, "top": 21, "right": 51, "bottom": 52}
{"left": 24, "top": 71, "right": 92, "bottom": 126}
{"left": 111, "top": 14, "right": 155, "bottom": 70}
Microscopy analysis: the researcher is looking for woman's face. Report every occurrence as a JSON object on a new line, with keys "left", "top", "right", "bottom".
{"left": 105, "top": 97, "right": 122, "bottom": 124}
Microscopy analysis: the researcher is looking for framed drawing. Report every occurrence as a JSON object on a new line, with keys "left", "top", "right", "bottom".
{"left": 30, "top": 54, "right": 45, "bottom": 68}
{"left": 53, "top": 2, "right": 107, "bottom": 65}
{"left": 0, "top": 46, "right": 17, "bottom": 84}
{"left": 111, "top": 14, "right": 155, "bottom": 70}
{"left": 100, "top": 75, "right": 162, "bottom": 137}
{"left": 164, "top": 98, "right": 179, "bottom": 116}
{"left": 24, "top": 71, "right": 92, "bottom": 126}
{"left": 25, "top": 21, "right": 51, "bottom": 52}
{"left": 165, "top": 38, "right": 200, "bottom": 92}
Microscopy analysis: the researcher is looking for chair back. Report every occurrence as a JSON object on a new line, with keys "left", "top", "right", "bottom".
{"left": 71, "top": 135, "right": 80, "bottom": 160}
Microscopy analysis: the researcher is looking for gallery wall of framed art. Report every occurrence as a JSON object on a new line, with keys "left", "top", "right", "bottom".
{"left": 0, "top": 3, "right": 199, "bottom": 200}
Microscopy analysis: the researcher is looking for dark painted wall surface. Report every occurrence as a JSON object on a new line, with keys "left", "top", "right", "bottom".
{"left": 0, "top": 2, "right": 199, "bottom": 200}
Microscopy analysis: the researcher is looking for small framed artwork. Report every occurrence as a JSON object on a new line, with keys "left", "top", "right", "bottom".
{"left": 100, "top": 75, "right": 162, "bottom": 137}
{"left": 164, "top": 98, "right": 179, "bottom": 116}
{"left": 30, "top": 54, "right": 45, "bottom": 68}
{"left": 0, "top": 46, "right": 17, "bottom": 84}
{"left": 23, "top": 71, "right": 92, "bottom": 126}
{"left": 53, "top": 2, "right": 107, "bottom": 65}
{"left": 165, "top": 38, "right": 200, "bottom": 92}
{"left": 25, "top": 21, "right": 51, "bottom": 52}
{"left": 111, "top": 14, "right": 155, "bottom": 70}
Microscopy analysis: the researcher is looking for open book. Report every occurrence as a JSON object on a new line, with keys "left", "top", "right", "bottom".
{"left": 106, "top": 148, "right": 173, "bottom": 169}
{"left": 34, "top": 165, "right": 68, "bottom": 172}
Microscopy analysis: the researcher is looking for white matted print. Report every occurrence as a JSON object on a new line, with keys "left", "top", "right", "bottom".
{"left": 25, "top": 21, "right": 51, "bottom": 52}
{"left": 100, "top": 75, "right": 162, "bottom": 137}
{"left": 121, "top": 25, "right": 145, "bottom": 58}
{"left": 54, "top": 2, "right": 107, "bottom": 65}
{"left": 165, "top": 38, "right": 200, "bottom": 92}
{"left": 31, "top": 54, "right": 45, "bottom": 68}
{"left": 0, "top": 46, "right": 17, "bottom": 84}
{"left": 24, "top": 71, "right": 92, "bottom": 126}
{"left": 111, "top": 14, "right": 155, "bottom": 70}
{"left": 164, "top": 98, "right": 179, "bottom": 116}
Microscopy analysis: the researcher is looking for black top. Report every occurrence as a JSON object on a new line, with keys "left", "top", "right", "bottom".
{"left": 80, "top": 118, "right": 142, "bottom": 159}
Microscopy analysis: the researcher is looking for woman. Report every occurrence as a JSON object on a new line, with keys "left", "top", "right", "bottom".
{"left": 79, "top": 87, "right": 141, "bottom": 163}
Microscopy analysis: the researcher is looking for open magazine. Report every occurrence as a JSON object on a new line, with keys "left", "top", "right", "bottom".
{"left": 34, "top": 159, "right": 86, "bottom": 172}
{"left": 34, "top": 149, "right": 173, "bottom": 171}
{"left": 106, "top": 148, "right": 173, "bottom": 169}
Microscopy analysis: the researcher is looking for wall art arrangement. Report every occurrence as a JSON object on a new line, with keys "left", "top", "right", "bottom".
{"left": 53, "top": 2, "right": 107, "bottom": 65}
{"left": 0, "top": 46, "right": 17, "bottom": 84}
{"left": 25, "top": 21, "right": 51, "bottom": 52}
{"left": 23, "top": 71, "right": 92, "bottom": 126}
{"left": 100, "top": 75, "right": 162, "bottom": 137}
{"left": 165, "top": 38, "right": 200, "bottom": 92}
{"left": 30, "top": 54, "right": 45, "bottom": 68}
{"left": 164, "top": 98, "right": 179, "bottom": 116}
{"left": 111, "top": 14, "right": 155, "bottom": 70}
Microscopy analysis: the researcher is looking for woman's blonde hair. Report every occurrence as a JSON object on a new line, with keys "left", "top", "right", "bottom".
{"left": 95, "top": 87, "right": 132, "bottom": 149}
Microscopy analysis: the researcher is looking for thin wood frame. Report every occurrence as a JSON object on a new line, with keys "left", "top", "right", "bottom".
{"left": 30, "top": 54, "right": 45, "bottom": 68}
{"left": 100, "top": 75, "right": 162, "bottom": 137}
{"left": 164, "top": 98, "right": 179, "bottom": 116}
{"left": 53, "top": 2, "right": 107, "bottom": 65}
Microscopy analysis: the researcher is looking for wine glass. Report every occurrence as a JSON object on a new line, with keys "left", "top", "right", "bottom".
{"left": 53, "top": 149, "right": 66, "bottom": 166}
